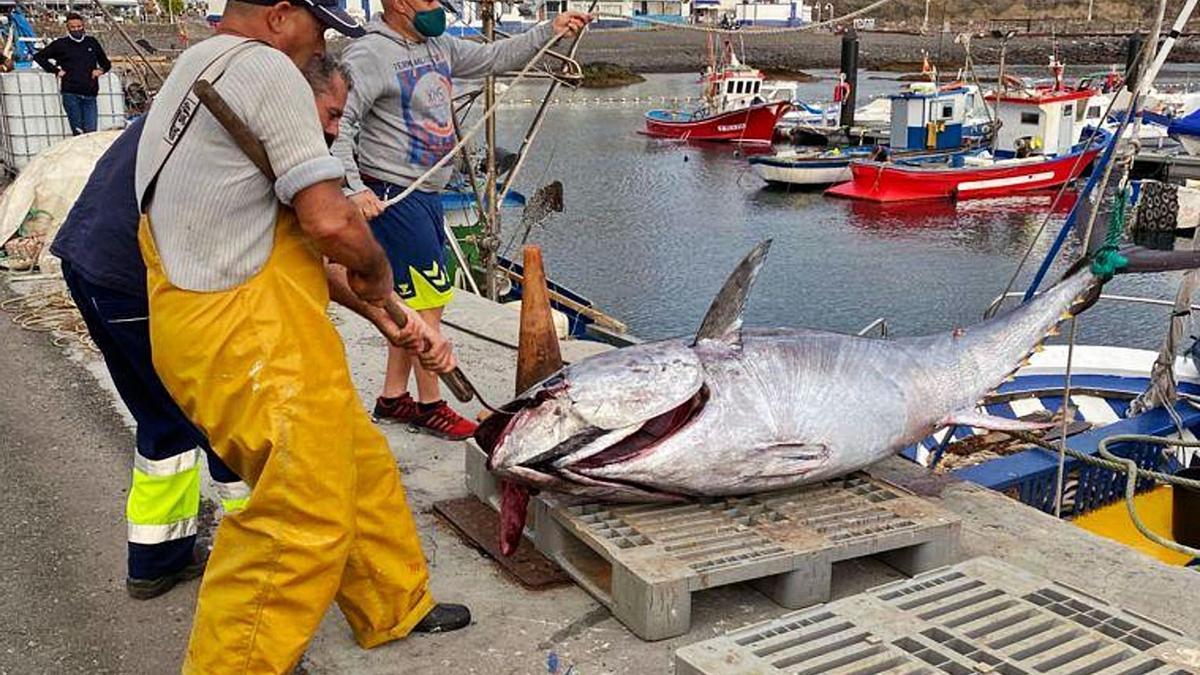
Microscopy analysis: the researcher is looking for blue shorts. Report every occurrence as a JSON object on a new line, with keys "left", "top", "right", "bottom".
{"left": 365, "top": 180, "right": 454, "bottom": 311}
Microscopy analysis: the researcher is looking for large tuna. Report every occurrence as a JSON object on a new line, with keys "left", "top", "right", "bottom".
{"left": 474, "top": 240, "right": 1188, "bottom": 554}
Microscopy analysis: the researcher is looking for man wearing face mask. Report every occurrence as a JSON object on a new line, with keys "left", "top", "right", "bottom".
{"left": 332, "top": 0, "right": 590, "bottom": 441}
{"left": 33, "top": 12, "right": 110, "bottom": 135}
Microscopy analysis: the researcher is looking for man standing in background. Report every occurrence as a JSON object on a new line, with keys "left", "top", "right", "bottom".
{"left": 333, "top": 0, "right": 590, "bottom": 440}
{"left": 33, "top": 12, "right": 111, "bottom": 135}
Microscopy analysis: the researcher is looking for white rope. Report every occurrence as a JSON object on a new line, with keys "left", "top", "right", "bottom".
{"left": 1052, "top": 0, "right": 1186, "bottom": 516}
{"left": 380, "top": 30, "right": 566, "bottom": 208}
{"left": 593, "top": 0, "right": 897, "bottom": 36}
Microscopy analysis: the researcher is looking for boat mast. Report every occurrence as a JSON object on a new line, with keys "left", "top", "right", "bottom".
{"left": 482, "top": 0, "right": 500, "bottom": 300}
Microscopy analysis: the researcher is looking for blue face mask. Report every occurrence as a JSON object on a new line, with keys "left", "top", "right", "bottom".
{"left": 412, "top": 7, "right": 445, "bottom": 37}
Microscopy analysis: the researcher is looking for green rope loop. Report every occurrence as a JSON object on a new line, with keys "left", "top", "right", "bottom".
{"left": 1090, "top": 186, "right": 1129, "bottom": 279}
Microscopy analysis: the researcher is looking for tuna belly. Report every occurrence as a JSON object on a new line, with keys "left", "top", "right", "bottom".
{"left": 575, "top": 440, "right": 833, "bottom": 497}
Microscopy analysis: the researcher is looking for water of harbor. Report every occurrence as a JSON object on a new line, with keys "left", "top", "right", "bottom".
{"left": 490, "top": 70, "right": 1193, "bottom": 349}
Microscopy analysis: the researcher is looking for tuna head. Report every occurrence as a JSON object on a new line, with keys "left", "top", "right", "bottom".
{"left": 477, "top": 238, "right": 773, "bottom": 502}
{"left": 480, "top": 339, "right": 707, "bottom": 500}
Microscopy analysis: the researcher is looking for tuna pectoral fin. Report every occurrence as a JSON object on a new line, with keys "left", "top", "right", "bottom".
{"left": 940, "top": 409, "right": 1056, "bottom": 431}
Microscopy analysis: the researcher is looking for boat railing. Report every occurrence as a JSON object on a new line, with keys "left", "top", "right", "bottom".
{"left": 856, "top": 317, "right": 890, "bottom": 338}
{"left": 983, "top": 290, "right": 1200, "bottom": 319}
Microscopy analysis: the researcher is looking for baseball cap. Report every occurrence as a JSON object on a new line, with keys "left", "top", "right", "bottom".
{"left": 232, "top": 0, "right": 366, "bottom": 38}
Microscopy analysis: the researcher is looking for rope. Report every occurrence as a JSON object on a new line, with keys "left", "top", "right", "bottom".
{"left": 1089, "top": 185, "right": 1130, "bottom": 279}
{"left": 380, "top": 30, "right": 568, "bottom": 208}
{"left": 1006, "top": 429, "right": 1200, "bottom": 558}
{"left": 593, "top": 0, "right": 897, "bottom": 36}
{"left": 985, "top": 38, "right": 1150, "bottom": 317}
{"left": 0, "top": 283, "right": 96, "bottom": 351}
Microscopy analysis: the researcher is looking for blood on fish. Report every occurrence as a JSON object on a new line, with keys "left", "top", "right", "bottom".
{"left": 499, "top": 480, "right": 532, "bottom": 556}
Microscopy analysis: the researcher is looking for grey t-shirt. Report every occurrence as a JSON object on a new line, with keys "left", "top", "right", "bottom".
{"left": 135, "top": 35, "right": 345, "bottom": 291}
{"left": 331, "top": 18, "right": 556, "bottom": 193}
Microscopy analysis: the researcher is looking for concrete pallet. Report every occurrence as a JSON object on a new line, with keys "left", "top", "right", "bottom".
{"left": 675, "top": 556, "right": 1200, "bottom": 675}
{"left": 464, "top": 441, "right": 961, "bottom": 641}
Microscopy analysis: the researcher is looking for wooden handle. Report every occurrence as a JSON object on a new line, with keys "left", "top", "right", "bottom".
{"left": 194, "top": 79, "right": 275, "bottom": 181}
{"left": 383, "top": 296, "right": 474, "bottom": 403}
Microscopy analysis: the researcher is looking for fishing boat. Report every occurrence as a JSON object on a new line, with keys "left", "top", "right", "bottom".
{"left": 828, "top": 88, "right": 1104, "bottom": 202}
{"left": 749, "top": 146, "right": 875, "bottom": 187}
{"left": 642, "top": 40, "right": 789, "bottom": 145}
{"left": 440, "top": 186, "right": 629, "bottom": 343}
{"left": 752, "top": 84, "right": 981, "bottom": 188}
{"left": 897, "top": 314, "right": 1200, "bottom": 567}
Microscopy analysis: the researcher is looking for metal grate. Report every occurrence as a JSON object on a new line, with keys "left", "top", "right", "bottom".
{"left": 676, "top": 557, "right": 1200, "bottom": 675}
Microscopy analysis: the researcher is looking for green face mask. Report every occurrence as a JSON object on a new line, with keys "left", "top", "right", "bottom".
{"left": 413, "top": 7, "right": 446, "bottom": 37}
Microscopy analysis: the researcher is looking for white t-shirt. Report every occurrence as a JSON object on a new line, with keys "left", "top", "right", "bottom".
{"left": 135, "top": 35, "right": 344, "bottom": 291}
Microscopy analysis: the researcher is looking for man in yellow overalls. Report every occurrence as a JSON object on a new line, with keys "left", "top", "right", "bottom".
{"left": 132, "top": 0, "right": 470, "bottom": 671}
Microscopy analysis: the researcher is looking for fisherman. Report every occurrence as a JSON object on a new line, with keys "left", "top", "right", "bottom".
{"left": 332, "top": 0, "right": 591, "bottom": 440}
{"left": 50, "top": 54, "right": 419, "bottom": 603}
{"left": 134, "top": 1, "right": 467, "bottom": 670}
{"left": 32, "top": 12, "right": 110, "bottom": 135}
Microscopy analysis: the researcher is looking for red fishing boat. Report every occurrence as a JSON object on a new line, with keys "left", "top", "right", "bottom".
{"left": 828, "top": 83, "right": 1103, "bottom": 203}
{"left": 826, "top": 146, "right": 1101, "bottom": 202}
{"left": 643, "top": 40, "right": 790, "bottom": 145}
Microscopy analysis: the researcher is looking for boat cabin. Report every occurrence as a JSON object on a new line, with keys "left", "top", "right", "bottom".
{"left": 986, "top": 89, "right": 1096, "bottom": 158}
{"left": 702, "top": 51, "right": 766, "bottom": 115}
{"left": 888, "top": 84, "right": 970, "bottom": 151}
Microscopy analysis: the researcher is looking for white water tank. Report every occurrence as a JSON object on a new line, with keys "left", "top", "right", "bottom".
{"left": 0, "top": 70, "right": 126, "bottom": 174}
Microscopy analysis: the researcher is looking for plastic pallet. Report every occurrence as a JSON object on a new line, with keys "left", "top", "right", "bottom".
{"left": 464, "top": 441, "right": 960, "bottom": 641}
{"left": 675, "top": 556, "right": 1200, "bottom": 675}
{"left": 530, "top": 473, "right": 960, "bottom": 641}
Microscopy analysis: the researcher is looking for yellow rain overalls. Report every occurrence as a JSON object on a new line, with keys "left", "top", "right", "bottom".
{"left": 138, "top": 207, "right": 434, "bottom": 673}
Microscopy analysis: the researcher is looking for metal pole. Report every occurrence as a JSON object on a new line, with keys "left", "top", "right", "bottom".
{"left": 922, "top": 0, "right": 929, "bottom": 33}
{"left": 482, "top": 0, "right": 499, "bottom": 301}
{"left": 838, "top": 28, "right": 857, "bottom": 128}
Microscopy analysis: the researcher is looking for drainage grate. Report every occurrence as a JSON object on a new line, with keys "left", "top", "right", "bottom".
{"left": 676, "top": 557, "right": 1200, "bottom": 675}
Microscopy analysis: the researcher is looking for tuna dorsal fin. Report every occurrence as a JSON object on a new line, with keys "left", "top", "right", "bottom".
{"left": 693, "top": 239, "right": 772, "bottom": 346}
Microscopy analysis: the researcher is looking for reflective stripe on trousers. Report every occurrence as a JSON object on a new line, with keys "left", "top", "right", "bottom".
{"left": 139, "top": 209, "right": 434, "bottom": 674}
{"left": 127, "top": 447, "right": 200, "bottom": 545}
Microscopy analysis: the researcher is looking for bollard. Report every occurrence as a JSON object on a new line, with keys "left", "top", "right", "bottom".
{"left": 839, "top": 28, "right": 859, "bottom": 128}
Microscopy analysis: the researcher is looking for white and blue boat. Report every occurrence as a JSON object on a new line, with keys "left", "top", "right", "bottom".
{"left": 750, "top": 84, "right": 980, "bottom": 188}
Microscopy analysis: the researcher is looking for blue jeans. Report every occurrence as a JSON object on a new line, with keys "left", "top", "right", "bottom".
{"left": 61, "top": 93, "right": 98, "bottom": 135}
{"left": 62, "top": 261, "right": 246, "bottom": 580}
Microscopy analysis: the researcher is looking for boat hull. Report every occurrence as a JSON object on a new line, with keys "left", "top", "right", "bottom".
{"left": 826, "top": 148, "right": 1100, "bottom": 202}
{"left": 643, "top": 101, "right": 789, "bottom": 144}
{"left": 750, "top": 157, "right": 853, "bottom": 186}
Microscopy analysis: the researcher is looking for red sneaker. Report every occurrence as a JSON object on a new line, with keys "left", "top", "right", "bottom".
{"left": 373, "top": 393, "right": 419, "bottom": 424}
{"left": 411, "top": 401, "right": 478, "bottom": 441}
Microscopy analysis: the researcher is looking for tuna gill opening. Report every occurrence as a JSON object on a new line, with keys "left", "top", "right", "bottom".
{"left": 572, "top": 385, "right": 709, "bottom": 470}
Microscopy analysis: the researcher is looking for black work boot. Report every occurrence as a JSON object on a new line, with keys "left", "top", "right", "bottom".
{"left": 126, "top": 546, "right": 209, "bottom": 600}
{"left": 412, "top": 603, "right": 472, "bottom": 633}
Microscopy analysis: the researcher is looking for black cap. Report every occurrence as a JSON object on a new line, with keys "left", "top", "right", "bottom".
{"left": 233, "top": 0, "right": 366, "bottom": 38}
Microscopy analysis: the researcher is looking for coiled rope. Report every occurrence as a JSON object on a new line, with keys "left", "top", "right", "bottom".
{"left": 0, "top": 285, "right": 95, "bottom": 350}
{"left": 1005, "top": 429, "right": 1200, "bottom": 558}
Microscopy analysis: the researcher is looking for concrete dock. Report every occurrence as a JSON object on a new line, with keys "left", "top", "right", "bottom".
{"left": 2, "top": 284, "right": 1198, "bottom": 674}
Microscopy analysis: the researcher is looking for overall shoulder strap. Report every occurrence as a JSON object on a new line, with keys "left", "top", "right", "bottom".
{"left": 139, "top": 38, "right": 266, "bottom": 213}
